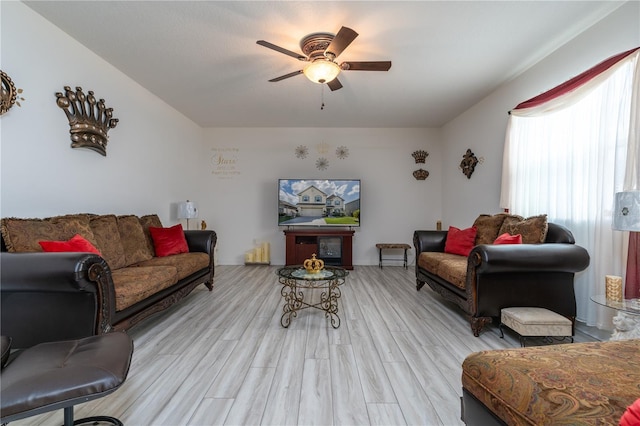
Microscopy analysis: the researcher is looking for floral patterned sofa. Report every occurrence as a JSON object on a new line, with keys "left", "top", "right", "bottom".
{"left": 0, "top": 213, "right": 216, "bottom": 349}
{"left": 461, "top": 339, "right": 640, "bottom": 425}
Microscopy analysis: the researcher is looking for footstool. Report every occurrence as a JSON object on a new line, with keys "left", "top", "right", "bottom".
{"left": 500, "top": 307, "right": 573, "bottom": 346}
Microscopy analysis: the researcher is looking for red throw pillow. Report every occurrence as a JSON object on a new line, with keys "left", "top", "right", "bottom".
{"left": 149, "top": 224, "right": 189, "bottom": 257}
{"left": 444, "top": 226, "right": 477, "bottom": 257}
{"left": 493, "top": 232, "right": 523, "bottom": 245}
{"left": 39, "top": 234, "right": 102, "bottom": 255}
{"left": 620, "top": 398, "right": 640, "bottom": 426}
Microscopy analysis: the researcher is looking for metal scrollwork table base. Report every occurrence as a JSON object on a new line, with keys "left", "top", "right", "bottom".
{"left": 276, "top": 266, "right": 348, "bottom": 328}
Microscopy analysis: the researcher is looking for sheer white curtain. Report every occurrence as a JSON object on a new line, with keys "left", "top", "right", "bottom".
{"left": 500, "top": 50, "right": 639, "bottom": 327}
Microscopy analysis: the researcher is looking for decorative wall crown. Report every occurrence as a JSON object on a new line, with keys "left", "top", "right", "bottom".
{"left": 413, "top": 168, "right": 429, "bottom": 180}
{"left": 412, "top": 150, "right": 429, "bottom": 163}
{"left": 55, "top": 86, "right": 119, "bottom": 156}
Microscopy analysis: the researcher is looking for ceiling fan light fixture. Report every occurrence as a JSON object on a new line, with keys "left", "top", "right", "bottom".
{"left": 303, "top": 59, "right": 341, "bottom": 84}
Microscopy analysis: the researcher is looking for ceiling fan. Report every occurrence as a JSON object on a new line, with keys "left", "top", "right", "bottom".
{"left": 257, "top": 26, "right": 391, "bottom": 91}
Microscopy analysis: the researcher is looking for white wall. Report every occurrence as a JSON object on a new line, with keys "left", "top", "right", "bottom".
{"left": 3, "top": 1, "right": 636, "bottom": 267}
{"left": 0, "top": 2, "right": 206, "bottom": 224}
{"left": 201, "top": 127, "right": 442, "bottom": 265}
{"left": 441, "top": 1, "right": 640, "bottom": 228}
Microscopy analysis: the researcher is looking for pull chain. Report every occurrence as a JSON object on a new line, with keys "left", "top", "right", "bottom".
{"left": 321, "top": 84, "right": 325, "bottom": 110}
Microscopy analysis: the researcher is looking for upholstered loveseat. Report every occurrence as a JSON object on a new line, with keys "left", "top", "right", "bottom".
{"left": 0, "top": 213, "right": 216, "bottom": 349}
{"left": 413, "top": 213, "right": 590, "bottom": 336}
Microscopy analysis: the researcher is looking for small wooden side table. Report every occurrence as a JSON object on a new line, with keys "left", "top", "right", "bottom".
{"left": 376, "top": 243, "right": 411, "bottom": 269}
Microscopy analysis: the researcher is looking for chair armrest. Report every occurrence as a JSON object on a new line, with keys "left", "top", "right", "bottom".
{"left": 184, "top": 230, "right": 217, "bottom": 287}
{"left": 184, "top": 230, "right": 217, "bottom": 254}
{"left": 0, "top": 252, "right": 116, "bottom": 349}
{"left": 413, "top": 230, "right": 447, "bottom": 266}
{"left": 413, "top": 230, "right": 447, "bottom": 254}
{"left": 470, "top": 243, "right": 590, "bottom": 273}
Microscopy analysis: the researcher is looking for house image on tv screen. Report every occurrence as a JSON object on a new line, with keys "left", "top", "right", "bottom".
{"left": 278, "top": 179, "right": 360, "bottom": 227}
{"left": 297, "top": 185, "right": 328, "bottom": 217}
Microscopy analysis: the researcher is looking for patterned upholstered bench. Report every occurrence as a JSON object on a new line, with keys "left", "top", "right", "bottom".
{"left": 499, "top": 307, "right": 573, "bottom": 346}
{"left": 461, "top": 339, "right": 640, "bottom": 425}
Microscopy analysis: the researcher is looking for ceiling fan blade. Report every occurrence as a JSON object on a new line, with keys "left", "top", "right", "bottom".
{"left": 325, "top": 27, "right": 358, "bottom": 58}
{"left": 257, "top": 40, "right": 307, "bottom": 61}
{"left": 268, "top": 70, "right": 303, "bottom": 82}
{"left": 327, "top": 78, "right": 343, "bottom": 91}
{"left": 341, "top": 61, "right": 392, "bottom": 71}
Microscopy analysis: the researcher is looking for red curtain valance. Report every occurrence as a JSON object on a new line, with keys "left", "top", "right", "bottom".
{"left": 513, "top": 46, "right": 639, "bottom": 110}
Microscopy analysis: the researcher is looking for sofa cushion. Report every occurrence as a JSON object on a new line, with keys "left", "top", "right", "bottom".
{"left": 473, "top": 213, "right": 509, "bottom": 245}
{"left": 117, "top": 215, "right": 153, "bottom": 266}
{"left": 444, "top": 226, "right": 477, "bottom": 257}
{"left": 139, "top": 214, "right": 163, "bottom": 256}
{"left": 418, "top": 252, "right": 468, "bottom": 290}
{"left": 89, "top": 214, "right": 126, "bottom": 269}
{"left": 111, "top": 266, "right": 178, "bottom": 311}
{"left": 39, "top": 234, "right": 102, "bottom": 255}
{"left": 499, "top": 214, "right": 548, "bottom": 244}
{"left": 1, "top": 214, "right": 96, "bottom": 253}
{"left": 149, "top": 224, "right": 189, "bottom": 257}
{"left": 462, "top": 339, "right": 640, "bottom": 425}
{"left": 135, "top": 252, "right": 209, "bottom": 280}
{"left": 493, "top": 232, "right": 522, "bottom": 245}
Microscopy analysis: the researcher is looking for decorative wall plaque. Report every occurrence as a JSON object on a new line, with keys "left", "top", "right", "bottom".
{"left": 413, "top": 169, "right": 429, "bottom": 180}
{"left": 1, "top": 70, "right": 24, "bottom": 115}
{"left": 55, "top": 86, "right": 119, "bottom": 156}
{"left": 412, "top": 150, "right": 429, "bottom": 163}
{"left": 460, "top": 149, "right": 479, "bottom": 179}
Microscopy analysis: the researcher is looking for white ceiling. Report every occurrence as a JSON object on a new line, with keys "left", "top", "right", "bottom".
{"left": 24, "top": 1, "right": 624, "bottom": 128}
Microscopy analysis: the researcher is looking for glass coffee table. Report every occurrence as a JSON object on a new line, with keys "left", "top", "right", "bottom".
{"left": 276, "top": 265, "right": 348, "bottom": 328}
{"left": 591, "top": 295, "right": 640, "bottom": 340}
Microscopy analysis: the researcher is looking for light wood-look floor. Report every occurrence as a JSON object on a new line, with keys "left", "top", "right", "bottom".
{"left": 16, "top": 265, "right": 600, "bottom": 426}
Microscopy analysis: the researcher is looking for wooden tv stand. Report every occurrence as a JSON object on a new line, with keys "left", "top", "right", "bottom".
{"left": 284, "top": 229, "right": 354, "bottom": 270}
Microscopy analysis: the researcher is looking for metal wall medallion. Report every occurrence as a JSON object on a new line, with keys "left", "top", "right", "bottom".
{"left": 1, "top": 70, "right": 24, "bottom": 115}
{"left": 55, "top": 86, "right": 119, "bottom": 156}
{"left": 460, "top": 149, "right": 479, "bottom": 179}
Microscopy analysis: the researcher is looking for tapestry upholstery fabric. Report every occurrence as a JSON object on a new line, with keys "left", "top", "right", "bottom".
{"left": 117, "top": 215, "right": 153, "bottom": 266}
{"left": 135, "top": 252, "right": 209, "bottom": 281}
{"left": 418, "top": 252, "right": 467, "bottom": 290}
{"left": 89, "top": 214, "right": 126, "bottom": 269}
{"left": 501, "top": 307, "right": 572, "bottom": 337}
{"left": 473, "top": 213, "right": 509, "bottom": 245}
{"left": 139, "top": 214, "right": 163, "bottom": 256}
{"left": 0, "top": 214, "right": 96, "bottom": 253}
{"left": 111, "top": 266, "right": 178, "bottom": 311}
{"left": 498, "top": 214, "right": 548, "bottom": 244}
{"left": 462, "top": 339, "right": 640, "bottom": 425}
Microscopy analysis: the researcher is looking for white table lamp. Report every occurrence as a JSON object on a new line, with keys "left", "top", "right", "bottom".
{"left": 613, "top": 191, "right": 640, "bottom": 232}
{"left": 177, "top": 200, "right": 198, "bottom": 230}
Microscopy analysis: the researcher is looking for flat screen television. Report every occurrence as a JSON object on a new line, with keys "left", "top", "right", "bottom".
{"left": 278, "top": 179, "right": 361, "bottom": 227}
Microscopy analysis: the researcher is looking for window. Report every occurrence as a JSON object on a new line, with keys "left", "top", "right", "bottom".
{"left": 500, "top": 48, "right": 639, "bottom": 327}
{"left": 315, "top": 196, "right": 322, "bottom": 203}
{"left": 302, "top": 195, "right": 309, "bottom": 202}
